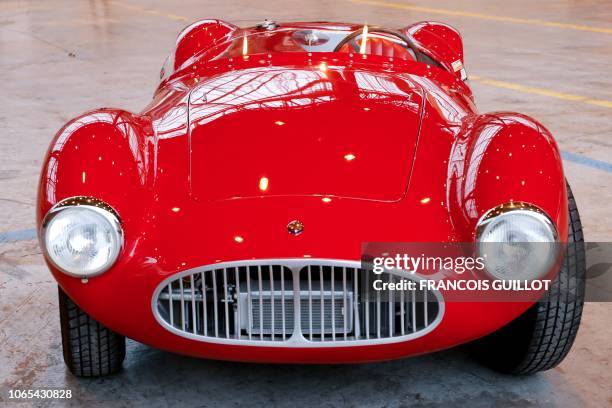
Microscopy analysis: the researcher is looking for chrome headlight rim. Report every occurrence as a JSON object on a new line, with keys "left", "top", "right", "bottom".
{"left": 476, "top": 201, "right": 559, "bottom": 242}
{"left": 476, "top": 201, "right": 559, "bottom": 281}
{"left": 41, "top": 196, "right": 124, "bottom": 278}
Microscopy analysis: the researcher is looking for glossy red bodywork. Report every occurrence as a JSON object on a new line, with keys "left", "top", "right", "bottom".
{"left": 37, "top": 21, "right": 567, "bottom": 363}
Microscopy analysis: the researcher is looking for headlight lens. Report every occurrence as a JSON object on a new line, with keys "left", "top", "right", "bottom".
{"left": 42, "top": 198, "right": 123, "bottom": 277}
{"left": 476, "top": 203, "right": 559, "bottom": 281}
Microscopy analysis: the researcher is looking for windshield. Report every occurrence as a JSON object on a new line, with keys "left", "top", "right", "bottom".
{"left": 184, "top": 24, "right": 414, "bottom": 69}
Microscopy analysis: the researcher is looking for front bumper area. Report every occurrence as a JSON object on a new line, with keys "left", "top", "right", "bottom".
{"left": 53, "top": 255, "right": 533, "bottom": 364}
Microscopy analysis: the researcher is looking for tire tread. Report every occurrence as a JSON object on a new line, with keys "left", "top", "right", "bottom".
{"left": 513, "top": 183, "right": 585, "bottom": 374}
{"left": 58, "top": 287, "right": 126, "bottom": 377}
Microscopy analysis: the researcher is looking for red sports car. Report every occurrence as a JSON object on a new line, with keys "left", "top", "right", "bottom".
{"left": 36, "top": 19, "right": 585, "bottom": 377}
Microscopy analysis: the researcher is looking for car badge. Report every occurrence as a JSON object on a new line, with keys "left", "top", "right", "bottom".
{"left": 287, "top": 220, "right": 304, "bottom": 236}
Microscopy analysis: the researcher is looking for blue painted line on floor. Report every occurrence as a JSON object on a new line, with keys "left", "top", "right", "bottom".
{"left": 561, "top": 151, "right": 612, "bottom": 174}
{"left": 0, "top": 152, "right": 610, "bottom": 245}
{"left": 0, "top": 228, "right": 37, "bottom": 244}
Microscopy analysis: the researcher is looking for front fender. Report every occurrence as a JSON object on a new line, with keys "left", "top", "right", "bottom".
{"left": 448, "top": 112, "right": 567, "bottom": 240}
{"left": 36, "top": 108, "right": 155, "bottom": 233}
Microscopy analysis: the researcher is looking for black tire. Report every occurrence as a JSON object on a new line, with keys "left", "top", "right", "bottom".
{"left": 58, "top": 287, "right": 126, "bottom": 377}
{"left": 472, "top": 182, "right": 586, "bottom": 374}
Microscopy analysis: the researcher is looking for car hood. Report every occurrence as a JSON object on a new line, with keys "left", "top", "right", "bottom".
{"left": 187, "top": 65, "right": 424, "bottom": 202}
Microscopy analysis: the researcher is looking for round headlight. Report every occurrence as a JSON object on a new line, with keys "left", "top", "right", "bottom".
{"left": 476, "top": 203, "right": 559, "bottom": 281}
{"left": 42, "top": 197, "right": 123, "bottom": 277}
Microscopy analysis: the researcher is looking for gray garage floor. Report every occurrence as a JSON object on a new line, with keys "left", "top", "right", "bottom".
{"left": 1, "top": 0, "right": 611, "bottom": 406}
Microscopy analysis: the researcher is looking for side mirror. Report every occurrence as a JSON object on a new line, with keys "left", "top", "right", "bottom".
{"left": 400, "top": 22, "right": 466, "bottom": 81}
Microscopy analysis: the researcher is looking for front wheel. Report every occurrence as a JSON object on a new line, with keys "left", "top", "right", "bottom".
{"left": 471, "top": 182, "right": 586, "bottom": 374}
{"left": 58, "top": 287, "right": 126, "bottom": 377}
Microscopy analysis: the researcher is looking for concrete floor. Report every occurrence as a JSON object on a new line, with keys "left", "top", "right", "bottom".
{"left": 1, "top": 0, "right": 611, "bottom": 406}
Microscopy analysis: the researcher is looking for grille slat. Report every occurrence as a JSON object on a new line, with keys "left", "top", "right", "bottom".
{"left": 331, "top": 267, "right": 335, "bottom": 341}
{"left": 168, "top": 282, "right": 174, "bottom": 327}
{"left": 269, "top": 266, "right": 275, "bottom": 341}
{"left": 246, "top": 267, "right": 252, "bottom": 340}
{"left": 410, "top": 292, "right": 416, "bottom": 333}
{"left": 353, "top": 268, "right": 360, "bottom": 339}
{"left": 235, "top": 268, "right": 240, "bottom": 339}
{"left": 412, "top": 290, "right": 417, "bottom": 333}
{"left": 376, "top": 287, "right": 381, "bottom": 339}
{"left": 155, "top": 260, "right": 442, "bottom": 345}
{"left": 281, "top": 266, "right": 286, "bottom": 340}
{"left": 257, "top": 266, "right": 264, "bottom": 340}
{"left": 179, "top": 278, "right": 186, "bottom": 332}
{"left": 365, "top": 271, "right": 370, "bottom": 340}
{"left": 343, "top": 268, "right": 347, "bottom": 341}
{"left": 191, "top": 275, "right": 197, "bottom": 334}
{"left": 424, "top": 289, "right": 428, "bottom": 328}
{"left": 212, "top": 269, "right": 219, "bottom": 337}
{"left": 319, "top": 267, "right": 324, "bottom": 341}
{"left": 201, "top": 271, "right": 207, "bottom": 336}
{"left": 400, "top": 285, "right": 405, "bottom": 335}
{"left": 223, "top": 268, "right": 229, "bottom": 339}
{"left": 308, "top": 266, "right": 313, "bottom": 341}
{"left": 388, "top": 274, "right": 393, "bottom": 338}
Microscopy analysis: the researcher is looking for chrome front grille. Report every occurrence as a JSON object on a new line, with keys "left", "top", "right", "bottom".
{"left": 153, "top": 259, "right": 443, "bottom": 347}
{"left": 156, "top": 265, "right": 292, "bottom": 341}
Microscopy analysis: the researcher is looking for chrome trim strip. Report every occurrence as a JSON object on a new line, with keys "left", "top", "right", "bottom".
{"left": 151, "top": 258, "right": 445, "bottom": 348}
{"left": 476, "top": 201, "right": 558, "bottom": 241}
